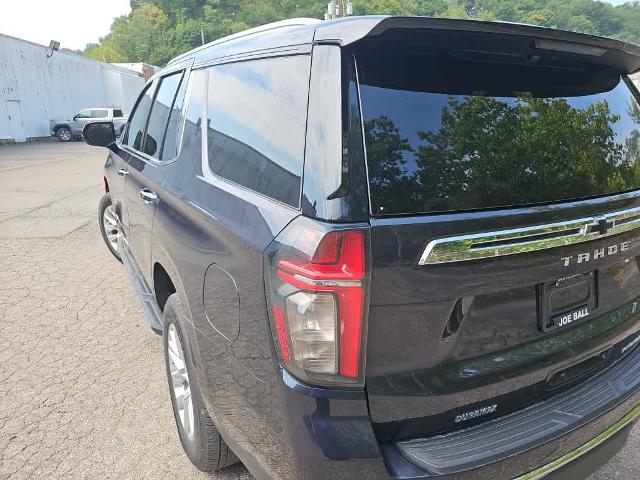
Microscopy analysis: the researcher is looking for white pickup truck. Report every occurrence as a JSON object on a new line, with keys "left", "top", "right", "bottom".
{"left": 50, "top": 108, "right": 128, "bottom": 142}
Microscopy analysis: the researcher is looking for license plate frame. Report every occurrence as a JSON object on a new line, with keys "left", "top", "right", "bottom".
{"left": 537, "top": 271, "right": 598, "bottom": 333}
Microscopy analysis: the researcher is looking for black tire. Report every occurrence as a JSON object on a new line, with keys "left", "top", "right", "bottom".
{"left": 98, "top": 194, "right": 122, "bottom": 262}
{"left": 56, "top": 126, "right": 72, "bottom": 142}
{"left": 163, "top": 294, "right": 239, "bottom": 472}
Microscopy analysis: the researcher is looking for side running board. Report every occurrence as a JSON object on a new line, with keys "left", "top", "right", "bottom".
{"left": 119, "top": 238, "right": 164, "bottom": 334}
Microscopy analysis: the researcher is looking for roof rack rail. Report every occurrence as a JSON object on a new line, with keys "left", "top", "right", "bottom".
{"left": 167, "top": 17, "right": 320, "bottom": 66}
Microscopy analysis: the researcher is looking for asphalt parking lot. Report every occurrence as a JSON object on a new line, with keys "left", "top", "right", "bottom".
{"left": 0, "top": 141, "right": 638, "bottom": 480}
{"left": 0, "top": 142, "right": 252, "bottom": 480}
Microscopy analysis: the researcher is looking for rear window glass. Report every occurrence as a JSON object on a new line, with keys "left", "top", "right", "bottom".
{"left": 357, "top": 34, "right": 640, "bottom": 215}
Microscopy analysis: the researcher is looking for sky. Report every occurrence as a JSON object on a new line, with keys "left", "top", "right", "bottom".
{"left": 0, "top": 0, "right": 632, "bottom": 51}
{"left": 0, "top": 0, "right": 131, "bottom": 50}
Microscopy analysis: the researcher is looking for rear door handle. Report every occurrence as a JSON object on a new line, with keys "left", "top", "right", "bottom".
{"left": 139, "top": 188, "right": 158, "bottom": 205}
{"left": 117, "top": 168, "right": 129, "bottom": 177}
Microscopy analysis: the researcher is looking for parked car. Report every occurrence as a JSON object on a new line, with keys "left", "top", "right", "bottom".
{"left": 83, "top": 16, "right": 640, "bottom": 480}
{"left": 50, "top": 108, "right": 127, "bottom": 141}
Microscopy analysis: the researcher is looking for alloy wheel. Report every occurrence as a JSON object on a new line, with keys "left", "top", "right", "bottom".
{"left": 102, "top": 205, "right": 120, "bottom": 252}
{"left": 58, "top": 129, "right": 71, "bottom": 141}
{"left": 167, "top": 323, "right": 195, "bottom": 440}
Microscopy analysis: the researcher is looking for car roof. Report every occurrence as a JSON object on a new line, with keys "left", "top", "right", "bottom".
{"left": 166, "top": 16, "right": 640, "bottom": 74}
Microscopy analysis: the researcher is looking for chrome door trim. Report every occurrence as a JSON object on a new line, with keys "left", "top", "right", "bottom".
{"left": 419, "top": 206, "right": 640, "bottom": 265}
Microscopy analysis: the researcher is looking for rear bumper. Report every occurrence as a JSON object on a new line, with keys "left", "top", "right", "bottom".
{"left": 391, "top": 339, "right": 640, "bottom": 478}
{"left": 262, "top": 354, "right": 640, "bottom": 480}
{"left": 516, "top": 405, "right": 638, "bottom": 480}
{"left": 381, "top": 396, "right": 639, "bottom": 480}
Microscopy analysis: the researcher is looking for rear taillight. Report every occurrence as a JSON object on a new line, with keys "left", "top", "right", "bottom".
{"left": 265, "top": 218, "right": 368, "bottom": 387}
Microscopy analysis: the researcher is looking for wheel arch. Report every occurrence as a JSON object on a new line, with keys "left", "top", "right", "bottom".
{"left": 53, "top": 123, "right": 70, "bottom": 132}
{"left": 152, "top": 245, "right": 191, "bottom": 320}
{"left": 153, "top": 262, "right": 177, "bottom": 312}
{"left": 152, "top": 246, "right": 205, "bottom": 373}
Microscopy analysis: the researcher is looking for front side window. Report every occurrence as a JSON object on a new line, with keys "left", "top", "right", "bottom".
{"left": 205, "top": 55, "right": 310, "bottom": 207}
{"left": 75, "top": 110, "right": 91, "bottom": 119}
{"left": 356, "top": 31, "right": 640, "bottom": 215}
{"left": 142, "top": 71, "right": 184, "bottom": 159}
{"left": 125, "top": 81, "right": 156, "bottom": 151}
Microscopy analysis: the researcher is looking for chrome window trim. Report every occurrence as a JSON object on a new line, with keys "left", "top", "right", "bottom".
{"left": 419, "top": 206, "right": 640, "bottom": 265}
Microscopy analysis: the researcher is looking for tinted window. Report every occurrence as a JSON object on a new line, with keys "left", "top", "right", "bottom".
{"left": 161, "top": 72, "right": 188, "bottom": 160}
{"left": 142, "top": 72, "right": 184, "bottom": 159}
{"left": 126, "top": 81, "right": 156, "bottom": 151}
{"left": 164, "top": 71, "right": 205, "bottom": 194}
{"left": 357, "top": 34, "right": 640, "bottom": 215}
{"left": 113, "top": 109, "right": 123, "bottom": 118}
{"left": 206, "top": 55, "right": 310, "bottom": 207}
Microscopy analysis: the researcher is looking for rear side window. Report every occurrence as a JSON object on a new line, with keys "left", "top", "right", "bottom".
{"left": 91, "top": 109, "right": 108, "bottom": 118}
{"left": 126, "top": 81, "right": 156, "bottom": 151}
{"left": 160, "top": 72, "right": 188, "bottom": 160}
{"left": 142, "top": 71, "right": 184, "bottom": 159}
{"left": 356, "top": 31, "right": 640, "bottom": 215}
{"left": 113, "top": 109, "right": 123, "bottom": 118}
{"left": 206, "top": 55, "right": 310, "bottom": 207}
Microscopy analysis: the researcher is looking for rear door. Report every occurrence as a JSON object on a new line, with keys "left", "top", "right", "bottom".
{"left": 121, "top": 70, "right": 187, "bottom": 284}
{"left": 352, "top": 30, "right": 640, "bottom": 441}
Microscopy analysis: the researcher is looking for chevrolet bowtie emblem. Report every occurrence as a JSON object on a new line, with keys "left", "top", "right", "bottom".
{"left": 594, "top": 217, "right": 612, "bottom": 236}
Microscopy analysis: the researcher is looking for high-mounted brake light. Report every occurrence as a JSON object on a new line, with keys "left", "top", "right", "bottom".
{"left": 266, "top": 223, "right": 368, "bottom": 386}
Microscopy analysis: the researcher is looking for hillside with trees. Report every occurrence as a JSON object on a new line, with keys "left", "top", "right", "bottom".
{"left": 84, "top": 0, "right": 640, "bottom": 66}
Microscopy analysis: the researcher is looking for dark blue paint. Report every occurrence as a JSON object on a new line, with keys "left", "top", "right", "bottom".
{"left": 94, "top": 16, "right": 640, "bottom": 480}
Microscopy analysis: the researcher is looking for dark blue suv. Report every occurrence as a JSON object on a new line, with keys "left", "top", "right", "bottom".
{"left": 83, "top": 16, "right": 640, "bottom": 480}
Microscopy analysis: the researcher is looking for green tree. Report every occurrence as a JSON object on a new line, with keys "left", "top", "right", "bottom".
{"left": 85, "top": 4, "right": 172, "bottom": 65}
{"left": 84, "top": 44, "right": 127, "bottom": 62}
{"left": 84, "top": 0, "right": 640, "bottom": 66}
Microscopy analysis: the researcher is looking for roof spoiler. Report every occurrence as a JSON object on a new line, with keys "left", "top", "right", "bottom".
{"left": 315, "top": 16, "right": 640, "bottom": 74}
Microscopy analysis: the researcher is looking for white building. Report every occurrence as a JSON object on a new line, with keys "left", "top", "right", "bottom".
{"left": 113, "top": 63, "right": 158, "bottom": 81}
{"left": 0, "top": 33, "right": 147, "bottom": 143}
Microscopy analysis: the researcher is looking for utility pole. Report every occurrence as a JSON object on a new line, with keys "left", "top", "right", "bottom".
{"left": 324, "top": 0, "right": 353, "bottom": 20}
{"left": 200, "top": 24, "right": 205, "bottom": 46}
